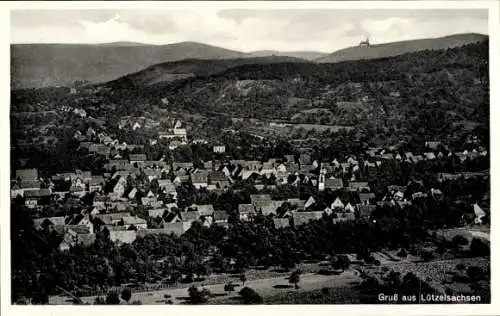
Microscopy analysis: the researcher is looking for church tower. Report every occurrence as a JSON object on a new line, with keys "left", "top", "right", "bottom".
{"left": 318, "top": 168, "right": 326, "bottom": 191}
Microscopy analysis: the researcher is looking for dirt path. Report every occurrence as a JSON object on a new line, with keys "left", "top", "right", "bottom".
{"left": 49, "top": 270, "right": 362, "bottom": 305}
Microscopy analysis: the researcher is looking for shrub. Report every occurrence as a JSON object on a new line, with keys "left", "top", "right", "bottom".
{"left": 239, "top": 287, "right": 263, "bottom": 304}
{"left": 456, "top": 263, "right": 465, "bottom": 271}
{"left": 187, "top": 285, "right": 210, "bottom": 304}
{"left": 120, "top": 288, "right": 132, "bottom": 303}
{"left": 105, "top": 292, "right": 120, "bottom": 305}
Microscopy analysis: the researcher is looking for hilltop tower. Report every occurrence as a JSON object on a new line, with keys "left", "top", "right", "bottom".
{"left": 359, "top": 37, "right": 370, "bottom": 47}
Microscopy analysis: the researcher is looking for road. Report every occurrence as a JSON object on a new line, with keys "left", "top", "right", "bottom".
{"left": 49, "top": 270, "right": 362, "bottom": 305}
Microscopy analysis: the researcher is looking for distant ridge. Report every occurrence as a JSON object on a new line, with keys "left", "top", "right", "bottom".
{"left": 10, "top": 33, "right": 488, "bottom": 88}
{"left": 11, "top": 41, "right": 246, "bottom": 89}
{"left": 247, "top": 50, "right": 327, "bottom": 61}
{"left": 316, "top": 33, "right": 488, "bottom": 63}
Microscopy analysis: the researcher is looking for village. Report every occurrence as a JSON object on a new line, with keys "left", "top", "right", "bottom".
{"left": 11, "top": 105, "right": 489, "bottom": 254}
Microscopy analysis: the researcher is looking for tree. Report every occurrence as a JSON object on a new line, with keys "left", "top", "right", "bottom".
{"left": 334, "top": 255, "right": 351, "bottom": 272}
{"left": 187, "top": 285, "right": 210, "bottom": 304}
{"left": 239, "top": 287, "right": 263, "bottom": 304}
{"left": 94, "top": 297, "right": 106, "bottom": 305}
{"left": 120, "top": 288, "right": 132, "bottom": 304}
{"left": 239, "top": 273, "right": 247, "bottom": 287}
{"left": 466, "top": 266, "right": 485, "bottom": 282}
{"left": 450, "top": 235, "right": 469, "bottom": 252}
{"left": 469, "top": 238, "right": 489, "bottom": 257}
{"left": 289, "top": 271, "right": 300, "bottom": 289}
{"left": 105, "top": 291, "right": 120, "bottom": 305}
{"left": 224, "top": 282, "right": 236, "bottom": 293}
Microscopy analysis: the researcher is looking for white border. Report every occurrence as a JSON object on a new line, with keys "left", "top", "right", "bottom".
{"left": 1, "top": 1, "right": 499, "bottom": 316}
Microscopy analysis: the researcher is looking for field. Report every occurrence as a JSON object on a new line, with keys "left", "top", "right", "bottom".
{"left": 385, "top": 257, "right": 489, "bottom": 299}
{"left": 48, "top": 264, "right": 363, "bottom": 305}
{"left": 289, "top": 124, "right": 354, "bottom": 132}
{"left": 431, "top": 226, "right": 490, "bottom": 243}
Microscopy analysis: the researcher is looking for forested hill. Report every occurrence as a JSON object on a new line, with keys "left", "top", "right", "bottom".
{"left": 102, "top": 40, "right": 488, "bottom": 144}
{"left": 316, "top": 33, "right": 487, "bottom": 63}
{"left": 108, "top": 56, "right": 310, "bottom": 88}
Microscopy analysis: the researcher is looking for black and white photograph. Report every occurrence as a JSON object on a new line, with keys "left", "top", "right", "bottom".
{"left": 2, "top": 0, "right": 499, "bottom": 314}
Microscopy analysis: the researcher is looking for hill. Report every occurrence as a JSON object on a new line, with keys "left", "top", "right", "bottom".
{"left": 109, "top": 55, "right": 310, "bottom": 87}
{"left": 96, "top": 40, "right": 488, "bottom": 146}
{"left": 247, "top": 50, "right": 327, "bottom": 60}
{"left": 10, "top": 41, "right": 246, "bottom": 89}
{"left": 316, "top": 33, "right": 488, "bottom": 63}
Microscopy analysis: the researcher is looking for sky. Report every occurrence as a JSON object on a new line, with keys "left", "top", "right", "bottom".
{"left": 10, "top": 8, "right": 488, "bottom": 53}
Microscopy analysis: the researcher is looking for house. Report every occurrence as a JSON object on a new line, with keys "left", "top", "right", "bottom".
{"left": 142, "top": 197, "right": 161, "bottom": 208}
{"left": 424, "top": 152, "right": 436, "bottom": 160}
{"left": 238, "top": 204, "right": 256, "bottom": 221}
{"left": 319, "top": 177, "right": 343, "bottom": 191}
{"left": 473, "top": 204, "right": 486, "bottom": 224}
{"left": 332, "top": 212, "right": 356, "bottom": 224}
{"left": 344, "top": 203, "right": 356, "bottom": 213}
{"left": 181, "top": 210, "right": 201, "bottom": 222}
{"left": 196, "top": 204, "right": 215, "bottom": 217}
{"left": 357, "top": 205, "right": 376, "bottom": 219}
{"left": 128, "top": 188, "right": 138, "bottom": 199}
{"left": 33, "top": 216, "right": 66, "bottom": 231}
{"left": 89, "top": 176, "right": 105, "bottom": 192}
{"left": 349, "top": 181, "right": 370, "bottom": 192}
{"left": 148, "top": 208, "right": 166, "bottom": 218}
{"left": 143, "top": 169, "right": 162, "bottom": 182}
{"left": 104, "top": 160, "right": 129, "bottom": 171}
{"left": 138, "top": 222, "right": 187, "bottom": 237}
{"left": 304, "top": 196, "right": 316, "bottom": 209}
{"left": 208, "top": 171, "right": 230, "bottom": 189}
{"left": 109, "top": 230, "right": 137, "bottom": 244}
{"left": 129, "top": 154, "right": 147, "bottom": 165}
{"left": 158, "top": 179, "right": 177, "bottom": 197}
{"left": 213, "top": 211, "right": 229, "bottom": 223}
{"left": 70, "top": 170, "right": 92, "bottom": 190}
{"left": 273, "top": 218, "right": 290, "bottom": 229}
{"left": 359, "top": 193, "right": 375, "bottom": 205}
{"left": 121, "top": 216, "right": 147, "bottom": 229}
{"left": 431, "top": 188, "right": 443, "bottom": 199}
{"left": 172, "top": 162, "right": 194, "bottom": 170}
{"left": 261, "top": 200, "right": 284, "bottom": 216}
{"left": 164, "top": 212, "right": 182, "bottom": 223}
{"left": 191, "top": 171, "right": 209, "bottom": 189}
{"left": 286, "top": 198, "right": 305, "bottom": 210}
{"left": 94, "top": 212, "right": 131, "bottom": 226}
{"left": 159, "top": 128, "right": 188, "bottom": 141}
{"left": 213, "top": 145, "right": 226, "bottom": 153}
{"left": 260, "top": 162, "right": 276, "bottom": 176}
{"left": 425, "top": 141, "right": 441, "bottom": 150}
{"left": 298, "top": 153, "right": 312, "bottom": 165}
{"left": 16, "top": 168, "right": 38, "bottom": 182}
{"left": 251, "top": 194, "right": 272, "bottom": 206}
{"left": 284, "top": 155, "right": 295, "bottom": 163}
{"left": 113, "top": 177, "right": 127, "bottom": 197}
{"left": 412, "top": 192, "right": 428, "bottom": 200}
{"left": 331, "top": 197, "right": 345, "bottom": 210}
{"left": 24, "top": 188, "right": 52, "bottom": 208}
{"left": 292, "top": 211, "right": 323, "bottom": 226}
